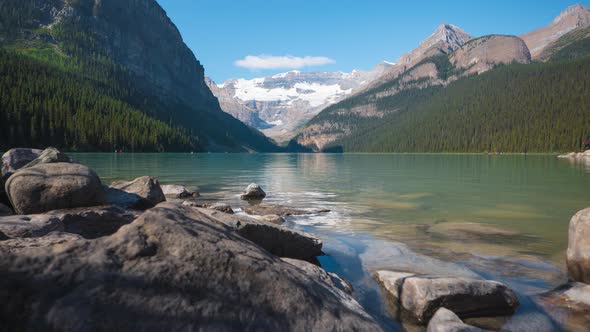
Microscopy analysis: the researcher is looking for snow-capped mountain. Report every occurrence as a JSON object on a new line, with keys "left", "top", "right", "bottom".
{"left": 206, "top": 62, "right": 393, "bottom": 142}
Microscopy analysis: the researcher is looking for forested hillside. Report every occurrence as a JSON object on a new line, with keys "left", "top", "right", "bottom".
{"left": 0, "top": 0, "right": 279, "bottom": 152}
{"left": 297, "top": 32, "right": 590, "bottom": 153}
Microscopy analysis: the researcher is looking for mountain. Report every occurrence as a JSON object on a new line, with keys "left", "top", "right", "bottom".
{"left": 207, "top": 63, "right": 393, "bottom": 143}
{"left": 0, "top": 0, "right": 279, "bottom": 152}
{"left": 521, "top": 4, "right": 590, "bottom": 59}
{"left": 296, "top": 24, "right": 533, "bottom": 151}
{"left": 295, "top": 6, "right": 590, "bottom": 153}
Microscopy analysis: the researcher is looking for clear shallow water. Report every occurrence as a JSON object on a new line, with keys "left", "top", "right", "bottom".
{"left": 73, "top": 153, "right": 590, "bottom": 331}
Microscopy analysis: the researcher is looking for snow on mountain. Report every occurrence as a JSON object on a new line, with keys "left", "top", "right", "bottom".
{"left": 207, "top": 63, "right": 393, "bottom": 142}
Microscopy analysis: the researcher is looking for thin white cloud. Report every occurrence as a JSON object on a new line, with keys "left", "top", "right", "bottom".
{"left": 235, "top": 55, "right": 335, "bottom": 70}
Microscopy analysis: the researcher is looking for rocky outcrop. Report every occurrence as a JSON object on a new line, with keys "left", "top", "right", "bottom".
{"left": 427, "top": 308, "right": 486, "bottom": 332}
{"left": 450, "top": 35, "right": 531, "bottom": 75}
{"left": 194, "top": 207, "right": 323, "bottom": 261}
{"left": 521, "top": 4, "right": 590, "bottom": 59}
{"left": 161, "top": 184, "right": 199, "bottom": 199}
{"left": 375, "top": 271, "right": 519, "bottom": 323}
{"left": 48, "top": 205, "right": 139, "bottom": 239}
{"left": 0, "top": 214, "right": 64, "bottom": 239}
{"left": 0, "top": 202, "right": 382, "bottom": 331}
{"left": 20, "top": 147, "right": 73, "bottom": 169}
{"left": 397, "top": 24, "right": 473, "bottom": 72}
{"left": 1, "top": 148, "right": 42, "bottom": 177}
{"left": 109, "top": 176, "right": 165, "bottom": 209}
{"left": 567, "top": 208, "right": 590, "bottom": 283}
{"left": 282, "top": 258, "right": 353, "bottom": 295}
{"left": 240, "top": 183, "right": 266, "bottom": 201}
{"left": 5, "top": 163, "right": 106, "bottom": 214}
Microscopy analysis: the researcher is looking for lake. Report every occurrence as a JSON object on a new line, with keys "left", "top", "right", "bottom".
{"left": 73, "top": 153, "right": 590, "bottom": 331}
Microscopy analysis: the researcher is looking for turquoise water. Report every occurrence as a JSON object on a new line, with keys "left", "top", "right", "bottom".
{"left": 73, "top": 153, "right": 590, "bottom": 330}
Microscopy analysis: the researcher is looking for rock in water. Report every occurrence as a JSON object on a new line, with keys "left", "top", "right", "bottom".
{"left": 240, "top": 183, "right": 266, "bottom": 200}
{"left": 20, "top": 147, "right": 73, "bottom": 170}
{"left": 109, "top": 176, "right": 166, "bottom": 209}
{"left": 427, "top": 308, "right": 487, "bottom": 332}
{"left": 194, "top": 207, "right": 322, "bottom": 261}
{"left": 282, "top": 258, "right": 353, "bottom": 294}
{"left": 204, "top": 202, "right": 234, "bottom": 214}
{"left": 0, "top": 214, "right": 64, "bottom": 239}
{"left": 0, "top": 203, "right": 382, "bottom": 331}
{"left": 1, "top": 148, "right": 43, "bottom": 177}
{"left": 376, "top": 272, "right": 519, "bottom": 323}
{"left": 5, "top": 163, "right": 106, "bottom": 215}
{"left": 161, "top": 184, "right": 199, "bottom": 199}
{"left": 567, "top": 208, "right": 590, "bottom": 283}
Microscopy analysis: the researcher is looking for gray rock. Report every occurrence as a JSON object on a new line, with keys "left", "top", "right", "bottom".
{"left": 0, "top": 202, "right": 382, "bottom": 331}
{"left": 6, "top": 163, "right": 106, "bottom": 215}
{"left": 282, "top": 258, "right": 353, "bottom": 294}
{"left": 243, "top": 203, "right": 330, "bottom": 217}
{"left": 427, "top": 308, "right": 487, "bottom": 332}
{"left": 0, "top": 232, "right": 82, "bottom": 251}
{"left": 161, "top": 184, "right": 199, "bottom": 199}
{"left": 567, "top": 208, "right": 590, "bottom": 283}
{"left": 204, "top": 202, "right": 234, "bottom": 214}
{"left": 251, "top": 214, "right": 286, "bottom": 225}
{"left": 240, "top": 183, "right": 266, "bottom": 200}
{"left": 538, "top": 282, "right": 590, "bottom": 331}
{"left": 48, "top": 205, "right": 139, "bottom": 239}
{"left": 108, "top": 176, "right": 166, "bottom": 210}
{"left": 376, "top": 273, "right": 519, "bottom": 323}
{"left": 0, "top": 203, "right": 12, "bottom": 216}
{"left": 195, "top": 207, "right": 323, "bottom": 261}
{"left": 0, "top": 214, "right": 64, "bottom": 239}
{"left": 20, "top": 147, "right": 73, "bottom": 170}
{"left": 1, "top": 148, "right": 42, "bottom": 177}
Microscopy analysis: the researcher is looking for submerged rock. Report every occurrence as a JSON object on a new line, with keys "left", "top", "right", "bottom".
{"left": 195, "top": 207, "right": 323, "bottom": 261}
{"left": 0, "top": 202, "right": 382, "bottom": 331}
{"left": 204, "top": 202, "right": 234, "bottom": 214}
{"left": 0, "top": 214, "right": 64, "bottom": 239}
{"left": 538, "top": 282, "right": 590, "bottom": 331}
{"left": 240, "top": 183, "right": 266, "bottom": 201}
{"left": 5, "top": 163, "right": 106, "bottom": 215}
{"left": 251, "top": 214, "right": 286, "bottom": 225}
{"left": 1, "top": 148, "right": 42, "bottom": 177}
{"left": 427, "top": 308, "right": 487, "bottom": 332}
{"left": 243, "top": 204, "right": 330, "bottom": 217}
{"left": 375, "top": 272, "right": 519, "bottom": 323}
{"left": 567, "top": 208, "right": 590, "bottom": 283}
{"left": 108, "top": 176, "right": 166, "bottom": 210}
{"left": 161, "top": 184, "right": 199, "bottom": 199}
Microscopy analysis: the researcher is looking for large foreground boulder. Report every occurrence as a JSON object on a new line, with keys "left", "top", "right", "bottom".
{"left": 108, "top": 176, "right": 165, "bottom": 209}
{"left": 427, "top": 308, "right": 487, "bottom": 332}
{"left": 1, "top": 148, "right": 42, "bottom": 177}
{"left": 0, "top": 203, "right": 382, "bottom": 331}
{"left": 0, "top": 214, "right": 64, "bottom": 239}
{"left": 240, "top": 183, "right": 266, "bottom": 201}
{"left": 5, "top": 163, "right": 106, "bottom": 215}
{"left": 195, "top": 207, "right": 323, "bottom": 261}
{"left": 567, "top": 208, "right": 590, "bottom": 283}
{"left": 375, "top": 272, "right": 519, "bottom": 323}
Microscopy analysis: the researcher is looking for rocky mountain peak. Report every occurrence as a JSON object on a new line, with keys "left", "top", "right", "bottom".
{"left": 554, "top": 4, "right": 590, "bottom": 24}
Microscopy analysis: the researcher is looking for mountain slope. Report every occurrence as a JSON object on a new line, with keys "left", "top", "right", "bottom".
{"left": 521, "top": 4, "right": 590, "bottom": 59}
{"left": 208, "top": 63, "right": 393, "bottom": 143}
{"left": 0, "top": 0, "right": 279, "bottom": 152}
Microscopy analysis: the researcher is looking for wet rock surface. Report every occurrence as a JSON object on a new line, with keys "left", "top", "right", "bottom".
{"left": 243, "top": 203, "right": 330, "bottom": 217}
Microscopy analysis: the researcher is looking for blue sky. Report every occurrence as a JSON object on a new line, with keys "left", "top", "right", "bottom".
{"left": 157, "top": 0, "right": 589, "bottom": 82}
